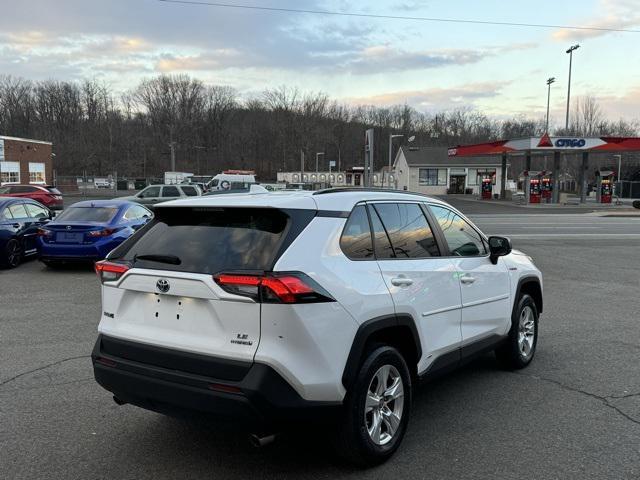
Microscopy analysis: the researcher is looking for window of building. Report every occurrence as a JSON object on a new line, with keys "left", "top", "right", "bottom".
{"left": 429, "top": 205, "right": 486, "bottom": 257}
{"left": 417, "top": 168, "right": 448, "bottom": 186}
{"left": 0, "top": 161, "right": 20, "bottom": 184}
{"left": 371, "top": 203, "right": 440, "bottom": 258}
{"left": 467, "top": 168, "right": 478, "bottom": 186}
{"left": 28, "top": 162, "right": 46, "bottom": 184}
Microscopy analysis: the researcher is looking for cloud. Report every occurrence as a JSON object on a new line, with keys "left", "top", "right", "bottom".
{"left": 552, "top": 0, "right": 640, "bottom": 40}
{"left": 156, "top": 50, "right": 243, "bottom": 72}
{"left": 345, "top": 81, "right": 510, "bottom": 110}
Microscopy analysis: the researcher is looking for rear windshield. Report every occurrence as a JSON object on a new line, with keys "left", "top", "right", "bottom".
{"left": 112, "top": 207, "right": 290, "bottom": 274}
{"left": 56, "top": 207, "right": 118, "bottom": 223}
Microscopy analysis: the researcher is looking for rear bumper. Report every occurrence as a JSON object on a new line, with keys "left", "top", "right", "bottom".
{"left": 91, "top": 335, "right": 340, "bottom": 427}
{"left": 39, "top": 240, "right": 118, "bottom": 261}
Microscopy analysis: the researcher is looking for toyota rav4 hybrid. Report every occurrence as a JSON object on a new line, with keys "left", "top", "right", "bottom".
{"left": 91, "top": 189, "right": 543, "bottom": 466}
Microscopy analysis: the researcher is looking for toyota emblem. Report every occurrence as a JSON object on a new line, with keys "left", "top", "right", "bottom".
{"left": 156, "top": 279, "right": 170, "bottom": 293}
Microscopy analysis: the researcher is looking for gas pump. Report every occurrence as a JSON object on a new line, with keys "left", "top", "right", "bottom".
{"left": 481, "top": 176, "right": 493, "bottom": 200}
{"left": 527, "top": 171, "right": 542, "bottom": 204}
{"left": 596, "top": 170, "right": 614, "bottom": 203}
{"left": 541, "top": 172, "right": 553, "bottom": 203}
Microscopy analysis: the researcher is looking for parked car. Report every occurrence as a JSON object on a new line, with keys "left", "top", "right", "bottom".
{"left": 91, "top": 189, "right": 542, "bottom": 466}
{"left": 0, "top": 184, "right": 64, "bottom": 210}
{"left": 0, "top": 197, "right": 52, "bottom": 268}
{"left": 38, "top": 200, "right": 152, "bottom": 265}
{"left": 121, "top": 184, "right": 201, "bottom": 206}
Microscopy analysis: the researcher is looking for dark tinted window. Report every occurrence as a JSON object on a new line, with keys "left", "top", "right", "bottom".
{"left": 11, "top": 186, "right": 37, "bottom": 193}
{"left": 0, "top": 186, "right": 11, "bottom": 194}
{"left": 429, "top": 205, "right": 486, "bottom": 256}
{"left": 373, "top": 203, "right": 439, "bottom": 258}
{"left": 340, "top": 205, "right": 373, "bottom": 259}
{"left": 44, "top": 187, "right": 62, "bottom": 195}
{"left": 162, "top": 186, "right": 181, "bottom": 197}
{"left": 369, "top": 206, "right": 394, "bottom": 259}
{"left": 181, "top": 186, "right": 198, "bottom": 196}
{"left": 55, "top": 207, "right": 118, "bottom": 223}
{"left": 114, "top": 207, "right": 289, "bottom": 274}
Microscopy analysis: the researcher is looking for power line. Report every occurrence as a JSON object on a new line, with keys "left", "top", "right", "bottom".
{"left": 156, "top": 0, "right": 640, "bottom": 34}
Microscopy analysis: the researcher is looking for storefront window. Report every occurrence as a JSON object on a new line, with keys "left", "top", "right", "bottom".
{"left": 0, "top": 161, "right": 20, "bottom": 184}
{"left": 419, "top": 168, "right": 438, "bottom": 186}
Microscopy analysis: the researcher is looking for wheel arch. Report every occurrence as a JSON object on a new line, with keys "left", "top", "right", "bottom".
{"left": 342, "top": 314, "right": 422, "bottom": 390}
{"left": 515, "top": 276, "right": 543, "bottom": 316}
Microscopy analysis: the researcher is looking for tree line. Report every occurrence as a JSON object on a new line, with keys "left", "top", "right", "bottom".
{"left": 0, "top": 74, "right": 637, "bottom": 180}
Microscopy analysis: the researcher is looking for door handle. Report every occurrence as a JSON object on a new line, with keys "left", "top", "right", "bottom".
{"left": 12, "top": 223, "right": 20, "bottom": 229}
{"left": 391, "top": 277, "right": 413, "bottom": 287}
{"left": 460, "top": 275, "right": 476, "bottom": 284}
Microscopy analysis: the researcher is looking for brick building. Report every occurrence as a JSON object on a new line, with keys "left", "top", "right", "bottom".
{"left": 0, "top": 135, "right": 53, "bottom": 186}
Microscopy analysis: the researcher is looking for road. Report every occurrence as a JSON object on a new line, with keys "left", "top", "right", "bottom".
{"left": 1, "top": 209, "right": 639, "bottom": 479}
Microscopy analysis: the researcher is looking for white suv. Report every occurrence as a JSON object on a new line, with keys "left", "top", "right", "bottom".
{"left": 91, "top": 189, "right": 542, "bottom": 466}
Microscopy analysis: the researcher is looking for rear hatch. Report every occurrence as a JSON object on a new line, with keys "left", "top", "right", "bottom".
{"left": 98, "top": 205, "right": 315, "bottom": 363}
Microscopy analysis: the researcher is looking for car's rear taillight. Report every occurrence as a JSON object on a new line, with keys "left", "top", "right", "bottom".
{"left": 95, "top": 260, "right": 130, "bottom": 283}
{"left": 37, "top": 228, "right": 53, "bottom": 237}
{"left": 88, "top": 228, "right": 115, "bottom": 237}
{"left": 213, "top": 272, "right": 333, "bottom": 304}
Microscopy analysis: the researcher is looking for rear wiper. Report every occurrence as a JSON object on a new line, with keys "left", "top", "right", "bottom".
{"left": 134, "top": 254, "right": 181, "bottom": 265}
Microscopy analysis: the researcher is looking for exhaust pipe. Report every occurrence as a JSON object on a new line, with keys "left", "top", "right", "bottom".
{"left": 248, "top": 433, "right": 277, "bottom": 448}
{"left": 112, "top": 395, "right": 127, "bottom": 406}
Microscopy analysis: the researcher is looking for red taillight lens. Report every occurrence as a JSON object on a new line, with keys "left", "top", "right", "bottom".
{"left": 88, "top": 228, "right": 115, "bottom": 237}
{"left": 95, "top": 260, "right": 130, "bottom": 283}
{"left": 213, "top": 272, "right": 332, "bottom": 304}
{"left": 37, "top": 228, "right": 53, "bottom": 237}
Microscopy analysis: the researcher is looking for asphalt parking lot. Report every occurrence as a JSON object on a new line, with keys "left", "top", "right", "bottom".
{"left": 1, "top": 206, "right": 639, "bottom": 479}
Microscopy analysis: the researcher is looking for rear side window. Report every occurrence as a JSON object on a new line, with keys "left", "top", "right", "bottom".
{"left": 429, "top": 205, "right": 486, "bottom": 256}
{"left": 162, "top": 186, "right": 180, "bottom": 197}
{"left": 372, "top": 203, "right": 440, "bottom": 258}
{"left": 340, "top": 205, "right": 373, "bottom": 259}
{"left": 44, "top": 187, "right": 62, "bottom": 195}
{"left": 113, "top": 207, "right": 290, "bottom": 274}
{"left": 25, "top": 203, "right": 49, "bottom": 218}
{"left": 56, "top": 207, "right": 118, "bottom": 223}
{"left": 181, "top": 186, "right": 198, "bottom": 196}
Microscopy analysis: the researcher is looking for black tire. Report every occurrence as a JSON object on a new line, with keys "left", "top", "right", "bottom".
{"left": 2, "top": 238, "right": 22, "bottom": 269}
{"left": 495, "top": 294, "right": 539, "bottom": 369}
{"left": 336, "top": 346, "right": 412, "bottom": 467}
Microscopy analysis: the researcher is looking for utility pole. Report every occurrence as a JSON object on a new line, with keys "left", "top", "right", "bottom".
{"left": 169, "top": 141, "right": 176, "bottom": 171}
{"left": 194, "top": 146, "right": 206, "bottom": 175}
{"left": 315, "top": 152, "right": 324, "bottom": 173}
{"left": 545, "top": 77, "right": 556, "bottom": 132}
{"left": 565, "top": 44, "right": 580, "bottom": 131}
{"left": 388, "top": 134, "right": 404, "bottom": 188}
{"left": 300, "top": 149, "right": 304, "bottom": 184}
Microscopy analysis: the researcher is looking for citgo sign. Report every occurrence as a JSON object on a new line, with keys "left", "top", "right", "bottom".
{"left": 555, "top": 138, "right": 586, "bottom": 148}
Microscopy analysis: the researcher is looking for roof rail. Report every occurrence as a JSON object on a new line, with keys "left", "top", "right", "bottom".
{"left": 312, "top": 187, "right": 431, "bottom": 198}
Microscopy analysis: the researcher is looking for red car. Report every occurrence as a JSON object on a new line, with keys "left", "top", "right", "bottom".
{"left": 0, "top": 185, "right": 64, "bottom": 210}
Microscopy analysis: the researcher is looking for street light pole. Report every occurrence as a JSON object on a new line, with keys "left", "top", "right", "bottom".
{"left": 546, "top": 77, "right": 556, "bottom": 133}
{"left": 565, "top": 44, "right": 580, "bottom": 131}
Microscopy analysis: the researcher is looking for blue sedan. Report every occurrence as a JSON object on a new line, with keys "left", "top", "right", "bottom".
{"left": 0, "top": 197, "right": 53, "bottom": 268}
{"left": 38, "top": 200, "right": 152, "bottom": 265}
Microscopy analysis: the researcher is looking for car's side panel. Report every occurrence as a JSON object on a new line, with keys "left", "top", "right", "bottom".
{"left": 256, "top": 302, "right": 358, "bottom": 402}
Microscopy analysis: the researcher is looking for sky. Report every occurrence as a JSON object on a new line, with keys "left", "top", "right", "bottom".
{"left": 1, "top": 0, "right": 639, "bottom": 124}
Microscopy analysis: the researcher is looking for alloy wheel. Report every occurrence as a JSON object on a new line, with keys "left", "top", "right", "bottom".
{"left": 517, "top": 305, "right": 536, "bottom": 360}
{"left": 364, "top": 364, "right": 404, "bottom": 446}
{"left": 7, "top": 240, "right": 21, "bottom": 268}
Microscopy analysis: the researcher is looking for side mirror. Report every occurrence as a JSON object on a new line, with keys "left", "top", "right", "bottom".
{"left": 488, "top": 236, "right": 512, "bottom": 264}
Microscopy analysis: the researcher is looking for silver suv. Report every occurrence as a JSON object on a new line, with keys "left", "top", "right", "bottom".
{"left": 123, "top": 184, "right": 201, "bottom": 206}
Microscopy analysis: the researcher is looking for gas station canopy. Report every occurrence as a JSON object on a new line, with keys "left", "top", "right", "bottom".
{"left": 448, "top": 135, "right": 640, "bottom": 157}
{"left": 447, "top": 135, "right": 640, "bottom": 204}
